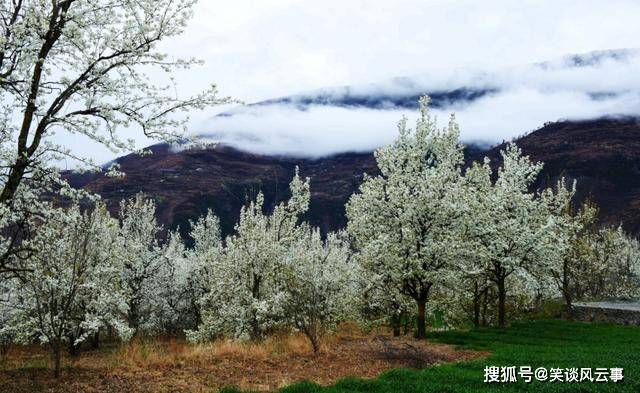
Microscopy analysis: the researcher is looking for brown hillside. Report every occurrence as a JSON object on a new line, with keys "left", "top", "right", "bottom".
{"left": 65, "top": 118, "right": 640, "bottom": 237}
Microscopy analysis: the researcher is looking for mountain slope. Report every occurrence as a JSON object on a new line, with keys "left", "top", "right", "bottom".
{"left": 66, "top": 145, "right": 378, "bottom": 239}
{"left": 477, "top": 117, "right": 640, "bottom": 233}
{"left": 65, "top": 118, "right": 640, "bottom": 238}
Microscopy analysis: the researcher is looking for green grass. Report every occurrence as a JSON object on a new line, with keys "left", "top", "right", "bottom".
{"left": 280, "top": 320, "right": 640, "bottom": 393}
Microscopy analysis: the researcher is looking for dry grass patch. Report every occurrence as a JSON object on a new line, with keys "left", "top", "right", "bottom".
{"left": 0, "top": 328, "right": 486, "bottom": 393}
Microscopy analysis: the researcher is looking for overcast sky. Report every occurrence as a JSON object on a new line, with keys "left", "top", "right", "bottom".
{"left": 61, "top": 0, "right": 640, "bottom": 165}
{"left": 167, "top": 0, "right": 640, "bottom": 102}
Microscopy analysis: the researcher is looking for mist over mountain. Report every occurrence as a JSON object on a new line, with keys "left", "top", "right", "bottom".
{"left": 196, "top": 49, "right": 640, "bottom": 157}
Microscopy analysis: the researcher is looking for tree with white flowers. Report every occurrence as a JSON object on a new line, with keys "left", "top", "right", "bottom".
{"left": 586, "top": 226, "right": 640, "bottom": 300}
{"left": 0, "top": 159, "right": 85, "bottom": 277}
{"left": 612, "top": 229, "right": 640, "bottom": 299}
{"left": 279, "top": 229, "right": 357, "bottom": 352}
{"left": 548, "top": 206, "right": 640, "bottom": 309}
{"left": 346, "top": 97, "right": 468, "bottom": 339}
{"left": 117, "top": 193, "right": 164, "bottom": 334}
{"left": 151, "top": 231, "right": 190, "bottom": 333}
{"left": 358, "top": 270, "right": 414, "bottom": 336}
{"left": 545, "top": 200, "right": 599, "bottom": 313}
{"left": 0, "top": 0, "right": 230, "bottom": 203}
{"left": 447, "top": 159, "right": 496, "bottom": 327}
{"left": 7, "top": 202, "right": 130, "bottom": 377}
{"left": 0, "top": 0, "right": 230, "bottom": 275}
{"left": 190, "top": 170, "right": 310, "bottom": 342}
{"left": 183, "top": 211, "right": 223, "bottom": 327}
{"left": 462, "top": 145, "right": 565, "bottom": 327}
{"left": 151, "top": 225, "right": 220, "bottom": 334}
{"left": 0, "top": 278, "right": 20, "bottom": 360}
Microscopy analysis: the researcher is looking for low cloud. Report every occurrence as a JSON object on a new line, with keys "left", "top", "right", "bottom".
{"left": 196, "top": 50, "right": 640, "bottom": 157}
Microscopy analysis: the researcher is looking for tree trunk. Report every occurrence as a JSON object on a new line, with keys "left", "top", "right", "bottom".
{"left": 51, "top": 342, "right": 61, "bottom": 378}
{"left": 391, "top": 314, "right": 401, "bottom": 337}
{"left": 481, "top": 288, "right": 488, "bottom": 327}
{"left": 563, "top": 290, "right": 574, "bottom": 319}
{"left": 497, "top": 277, "right": 507, "bottom": 328}
{"left": 473, "top": 281, "right": 481, "bottom": 328}
{"left": 128, "top": 302, "right": 139, "bottom": 336}
{"left": 299, "top": 322, "right": 321, "bottom": 354}
{"left": 0, "top": 342, "right": 10, "bottom": 362}
{"left": 91, "top": 331, "right": 100, "bottom": 349}
{"left": 0, "top": 158, "right": 28, "bottom": 204}
{"left": 250, "top": 315, "right": 261, "bottom": 341}
{"left": 562, "top": 263, "right": 574, "bottom": 318}
{"left": 250, "top": 275, "right": 262, "bottom": 340}
{"left": 0, "top": 1, "right": 72, "bottom": 204}
{"left": 416, "top": 298, "right": 427, "bottom": 339}
{"left": 402, "top": 312, "right": 410, "bottom": 335}
{"left": 310, "top": 338, "right": 320, "bottom": 354}
{"left": 307, "top": 329, "right": 320, "bottom": 354}
{"left": 68, "top": 339, "right": 78, "bottom": 357}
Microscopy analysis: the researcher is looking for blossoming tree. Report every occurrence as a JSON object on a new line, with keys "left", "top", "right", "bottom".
{"left": 117, "top": 193, "right": 164, "bottom": 334}
{"left": 0, "top": 0, "right": 230, "bottom": 276}
{"left": 462, "top": 145, "right": 561, "bottom": 327}
{"left": 280, "top": 229, "right": 357, "bottom": 352}
{"left": 7, "top": 203, "right": 130, "bottom": 377}
{"left": 346, "top": 97, "right": 467, "bottom": 338}
{"left": 191, "top": 170, "right": 310, "bottom": 341}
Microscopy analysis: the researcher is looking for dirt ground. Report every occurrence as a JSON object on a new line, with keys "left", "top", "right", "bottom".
{"left": 0, "top": 330, "right": 486, "bottom": 393}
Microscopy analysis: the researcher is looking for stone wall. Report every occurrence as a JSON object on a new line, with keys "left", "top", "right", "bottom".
{"left": 571, "top": 304, "right": 640, "bottom": 326}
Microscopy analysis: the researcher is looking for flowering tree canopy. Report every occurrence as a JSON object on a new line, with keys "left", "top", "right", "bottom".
{"left": 346, "top": 97, "right": 468, "bottom": 338}
{"left": 0, "top": 0, "right": 229, "bottom": 277}
{"left": 462, "top": 145, "right": 566, "bottom": 327}
{"left": 279, "top": 229, "right": 357, "bottom": 352}
{"left": 190, "top": 169, "right": 311, "bottom": 341}
{"left": 5, "top": 202, "right": 130, "bottom": 377}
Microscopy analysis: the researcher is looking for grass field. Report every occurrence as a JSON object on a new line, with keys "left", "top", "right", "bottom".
{"left": 275, "top": 320, "right": 640, "bottom": 393}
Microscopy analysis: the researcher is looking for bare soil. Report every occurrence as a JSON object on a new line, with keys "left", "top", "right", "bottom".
{"left": 0, "top": 331, "right": 486, "bottom": 393}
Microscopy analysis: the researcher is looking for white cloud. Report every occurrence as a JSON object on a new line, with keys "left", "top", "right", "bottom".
{"left": 196, "top": 89, "right": 640, "bottom": 157}
{"left": 195, "top": 51, "right": 640, "bottom": 157}
{"left": 165, "top": 0, "right": 640, "bottom": 102}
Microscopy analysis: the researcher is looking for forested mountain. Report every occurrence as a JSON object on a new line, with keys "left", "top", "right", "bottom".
{"left": 65, "top": 118, "right": 640, "bottom": 239}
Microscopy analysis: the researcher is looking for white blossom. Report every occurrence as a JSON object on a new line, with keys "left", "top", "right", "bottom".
{"left": 279, "top": 229, "right": 358, "bottom": 352}
{"left": 189, "top": 169, "right": 311, "bottom": 342}
{"left": 346, "top": 97, "right": 468, "bottom": 338}
{"left": 5, "top": 202, "right": 130, "bottom": 377}
{"left": 117, "top": 193, "right": 164, "bottom": 334}
{"left": 0, "top": 0, "right": 231, "bottom": 275}
{"left": 461, "top": 144, "right": 562, "bottom": 327}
